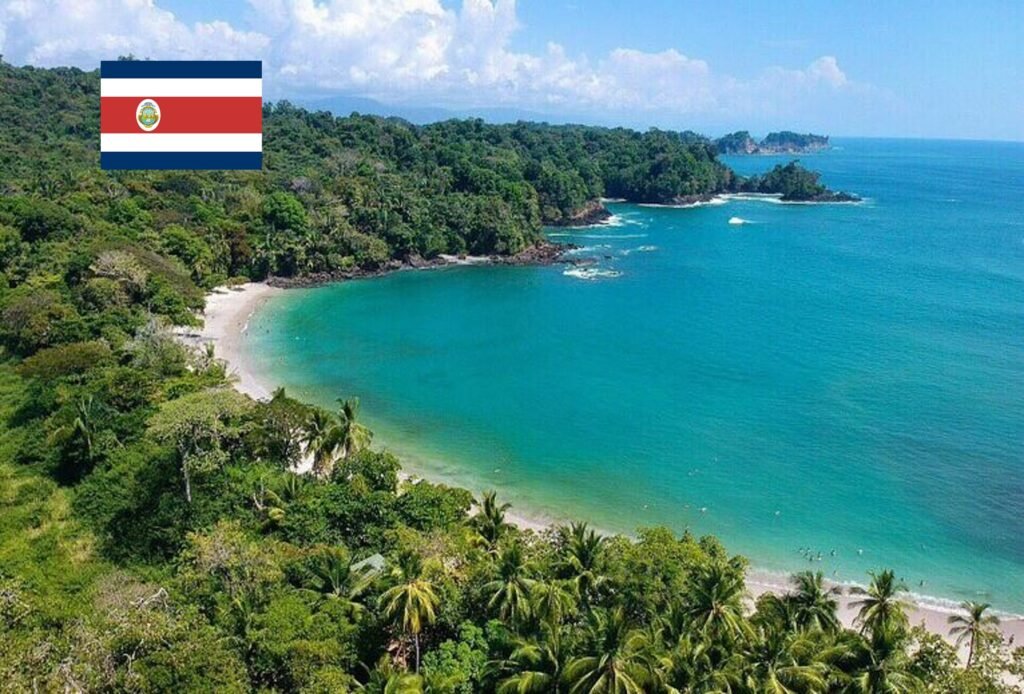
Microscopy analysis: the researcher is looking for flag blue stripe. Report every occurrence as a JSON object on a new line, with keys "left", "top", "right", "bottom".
{"left": 100, "top": 60, "right": 262, "bottom": 79}
{"left": 101, "top": 152, "right": 263, "bottom": 170}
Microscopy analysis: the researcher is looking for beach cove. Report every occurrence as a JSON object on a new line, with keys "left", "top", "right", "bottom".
{"left": 238, "top": 139, "right": 1024, "bottom": 618}
{"left": 234, "top": 140, "right": 1023, "bottom": 624}
{"left": 187, "top": 152, "right": 1023, "bottom": 651}
{"left": 194, "top": 277, "right": 1024, "bottom": 650}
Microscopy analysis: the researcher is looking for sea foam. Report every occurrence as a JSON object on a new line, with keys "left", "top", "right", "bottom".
{"left": 574, "top": 233, "right": 647, "bottom": 240}
{"left": 563, "top": 267, "right": 623, "bottom": 281}
{"left": 566, "top": 244, "right": 612, "bottom": 255}
{"left": 620, "top": 245, "right": 658, "bottom": 256}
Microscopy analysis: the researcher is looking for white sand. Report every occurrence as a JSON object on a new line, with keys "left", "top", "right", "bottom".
{"left": 181, "top": 282, "right": 283, "bottom": 401}
{"left": 748, "top": 571, "right": 1024, "bottom": 658}
{"left": 188, "top": 281, "right": 1024, "bottom": 658}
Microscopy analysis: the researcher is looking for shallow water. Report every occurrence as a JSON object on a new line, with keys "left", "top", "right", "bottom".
{"left": 247, "top": 138, "right": 1024, "bottom": 612}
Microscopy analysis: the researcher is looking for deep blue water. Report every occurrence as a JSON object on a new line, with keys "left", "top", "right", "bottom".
{"left": 247, "top": 139, "right": 1024, "bottom": 612}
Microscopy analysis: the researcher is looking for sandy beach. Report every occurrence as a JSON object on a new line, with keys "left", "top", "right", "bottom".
{"left": 747, "top": 571, "right": 1024, "bottom": 659}
{"left": 188, "top": 281, "right": 1024, "bottom": 655}
{"left": 178, "top": 282, "right": 284, "bottom": 401}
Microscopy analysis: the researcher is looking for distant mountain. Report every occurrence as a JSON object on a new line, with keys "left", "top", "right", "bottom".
{"left": 716, "top": 130, "right": 830, "bottom": 155}
{"left": 293, "top": 94, "right": 569, "bottom": 126}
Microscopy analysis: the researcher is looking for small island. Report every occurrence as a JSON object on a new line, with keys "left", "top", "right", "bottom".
{"left": 738, "top": 160, "right": 860, "bottom": 202}
{"left": 716, "top": 130, "right": 831, "bottom": 155}
{"left": 569, "top": 160, "right": 859, "bottom": 209}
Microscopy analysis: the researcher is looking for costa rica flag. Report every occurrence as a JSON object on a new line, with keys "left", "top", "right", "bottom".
{"left": 100, "top": 60, "right": 262, "bottom": 170}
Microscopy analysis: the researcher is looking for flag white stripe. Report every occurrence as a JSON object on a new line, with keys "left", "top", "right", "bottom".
{"left": 101, "top": 133, "right": 263, "bottom": 153}
{"left": 101, "top": 78, "right": 262, "bottom": 98}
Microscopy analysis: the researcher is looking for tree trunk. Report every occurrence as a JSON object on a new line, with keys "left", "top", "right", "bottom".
{"left": 414, "top": 632, "right": 420, "bottom": 673}
{"left": 182, "top": 462, "right": 192, "bottom": 504}
{"left": 967, "top": 632, "right": 975, "bottom": 668}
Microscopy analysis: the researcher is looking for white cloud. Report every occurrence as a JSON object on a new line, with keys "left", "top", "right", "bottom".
{"left": 0, "top": 0, "right": 268, "bottom": 65}
{"left": 0, "top": 0, "right": 860, "bottom": 126}
{"left": 806, "top": 56, "right": 847, "bottom": 87}
{"left": 598, "top": 48, "right": 714, "bottom": 112}
{"left": 265, "top": 0, "right": 455, "bottom": 89}
{"left": 758, "top": 55, "right": 848, "bottom": 91}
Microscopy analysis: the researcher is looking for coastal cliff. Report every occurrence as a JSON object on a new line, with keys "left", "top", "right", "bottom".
{"left": 547, "top": 198, "right": 612, "bottom": 227}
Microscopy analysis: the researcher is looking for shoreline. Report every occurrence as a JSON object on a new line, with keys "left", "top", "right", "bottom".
{"left": 265, "top": 241, "right": 574, "bottom": 290}
{"left": 635, "top": 192, "right": 865, "bottom": 209}
{"left": 185, "top": 280, "right": 1024, "bottom": 651}
{"left": 176, "top": 282, "right": 284, "bottom": 400}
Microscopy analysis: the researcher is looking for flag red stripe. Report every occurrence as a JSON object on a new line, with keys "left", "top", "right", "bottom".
{"left": 100, "top": 97, "right": 263, "bottom": 134}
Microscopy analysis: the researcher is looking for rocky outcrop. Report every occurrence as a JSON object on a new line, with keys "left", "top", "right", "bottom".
{"left": 548, "top": 199, "right": 612, "bottom": 227}
{"left": 715, "top": 131, "right": 760, "bottom": 155}
{"left": 759, "top": 131, "right": 830, "bottom": 154}
{"left": 497, "top": 240, "right": 572, "bottom": 265}
{"left": 265, "top": 242, "right": 575, "bottom": 289}
{"left": 666, "top": 193, "right": 719, "bottom": 207}
{"left": 784, "top": 190, "right": 860, "bottom": 203}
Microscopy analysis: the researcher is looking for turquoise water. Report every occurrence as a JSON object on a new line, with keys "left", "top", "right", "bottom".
{"left": 247, "top": 139, "right": 1024, "bottom": 612}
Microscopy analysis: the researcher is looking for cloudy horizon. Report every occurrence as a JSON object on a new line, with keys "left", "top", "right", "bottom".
{"left": 1, "top": 0, "right": 1020, "bottom": 140}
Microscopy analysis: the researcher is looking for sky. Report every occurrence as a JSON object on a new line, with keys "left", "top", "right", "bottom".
{"left": 0, "top": 0, "right": 1021, "bottom": 140}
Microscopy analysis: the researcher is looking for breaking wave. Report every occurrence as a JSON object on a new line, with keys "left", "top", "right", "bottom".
{"left": 563, "top": 267, "right": 623, "bottom": 281}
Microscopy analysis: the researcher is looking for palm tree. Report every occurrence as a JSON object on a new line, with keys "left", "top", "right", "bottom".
{"left": 337, "top": 397, "right": 372, "bottom": 459}
{"left": 474, "top": 491, "right": 513, "bottom": 551}
{"left": 681, "top": 562, "right": 751, "bottom": 645}
{"left": 304, "top": 546, "right": 375, "bottom": 616}
{"left": 947, "top": 601, "right": 999, "bottom": 668}
{"left": 485, "top": 542, "right": 535, "bottom": 627}
{"left": 364, "top": 655, "right": 424, "bottom": 693}
{"left": 849, "top": 570, "right": 908, "bottom": 636}
{"left": 790, "top": 571, "right": 842, "bottom": 633}
{"left": 849, "top": 624, "right": 923, "bottom": 693}
{"left": 741, "top": 627, "right": 827, "bottom": 693}
{"left": 755, "top": 592, "right": 802, "bottom": 634}
{"left": 491, "top": 622, "right": 570, "bottom": 694}
{"left": 301, "top": 397, "right": 373, "bottom": 477}
{"left": 563, "top": 607, "right": 652, "bottom": 694}
{"left": 531, "top": 579, "right": 577, "bottom": 627}
{"left": 302, "top": 407, "right": 342, "bottom": 477}
{"left": 659, "top": 632, "right": 743, "bottom": 694}
{"left": 52, "top": 394, "right": 102, "bottom": 462}
{"left": 811, "top": 629, "right": 864, "bottom": 691}
{"left": 70, "top": 395, "right": 98, "bottom": 460}
{"left": 562, "top": 523, "right": 606, "bottom": 598}
{"left": 380, "top": 552, "right": 439, "bottom": 673}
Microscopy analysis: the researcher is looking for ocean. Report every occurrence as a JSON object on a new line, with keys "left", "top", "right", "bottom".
{"left": 246, "top": 138, "right": 1024, "bottom": 613}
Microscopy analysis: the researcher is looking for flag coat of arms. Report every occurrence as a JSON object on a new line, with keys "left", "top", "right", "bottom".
{"left": 100, "top": 60, "right": 262, "bottom": 170}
